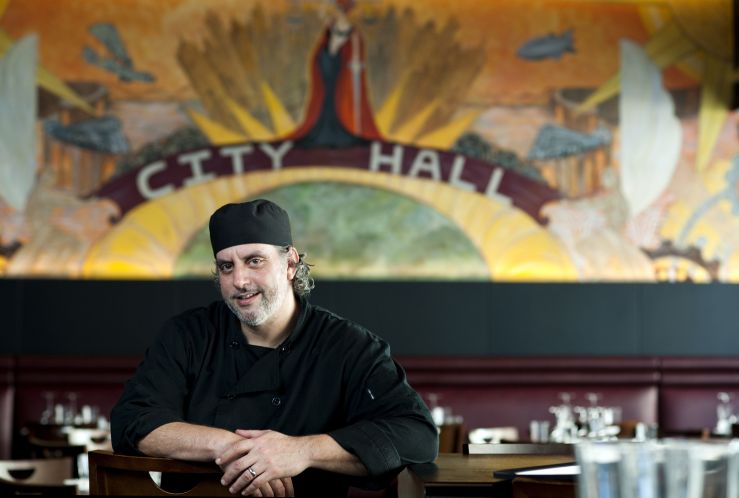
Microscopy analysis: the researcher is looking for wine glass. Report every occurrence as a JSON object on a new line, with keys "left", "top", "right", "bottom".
{"left": 40, "top": 391, "right": 55, "bottom": 425}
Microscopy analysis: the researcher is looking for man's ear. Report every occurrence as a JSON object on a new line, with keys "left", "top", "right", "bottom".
{"left": 286, "top": 247, "right": 299, "bottom": 279}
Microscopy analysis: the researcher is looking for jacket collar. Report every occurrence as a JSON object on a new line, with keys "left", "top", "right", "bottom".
{"left": 224, "top": 295, "right": 311, "bottom": 395}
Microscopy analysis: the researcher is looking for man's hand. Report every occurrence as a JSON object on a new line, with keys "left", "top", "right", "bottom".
{"left": 217, "top": 430, "right": 309, "bottom": 496}
{"left": 232, "top": 476, "right": 294, "bottom": 497}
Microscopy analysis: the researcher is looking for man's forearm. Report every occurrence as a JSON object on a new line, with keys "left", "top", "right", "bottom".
{"left": 304, "top": 434, "right": 368, "bottom": 476}
{"left": 138, "top": 422, "right": 242, "bottom": 461}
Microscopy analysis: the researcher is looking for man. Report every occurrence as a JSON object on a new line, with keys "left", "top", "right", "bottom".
{"left": 111, "top": 199, "right": 438, "bottom": 497}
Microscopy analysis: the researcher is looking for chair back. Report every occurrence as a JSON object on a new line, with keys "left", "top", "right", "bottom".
{"left": 89, "top": 450, "right": 232, "bottom": 496}
{"left": 438, "top": 423, "right": 465, "bottom": 453}
{"left": 66, "top": 428, "right": 113, "bottom": 451}
{"left": 26, "top": 437, "right": 86, "bottom": 477}
{"left": 0, "top": 457, "right": 76, "bottom": 496}
{"left": 0, "top": 457, "right": 73, "bottom": 484}
{"left": 468, "top": 426, "right": 519, "bottom": 444}
{"left": 464, "top": 443, "right": 574, "bottom": 456}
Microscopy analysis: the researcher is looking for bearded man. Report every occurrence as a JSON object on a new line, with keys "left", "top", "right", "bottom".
{"left": 111, "top": 199, "right": 437, "bottom": 497}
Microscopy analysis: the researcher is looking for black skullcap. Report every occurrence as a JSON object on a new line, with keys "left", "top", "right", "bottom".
{"left": 209, "top": 199, "right": 293, "bottom": 256}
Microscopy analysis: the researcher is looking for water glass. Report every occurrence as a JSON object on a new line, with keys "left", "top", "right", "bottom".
{"left": 530, "top": 420, "right": 550, "bottom": 442}
{"left": 577, "top": 440, "right": 738, "bottom": 498}
{"left": 663, "top": 440, "right": 733, "bottom": 498}
{"left": 576, "top": 440, "right": 663, "bottom": 498}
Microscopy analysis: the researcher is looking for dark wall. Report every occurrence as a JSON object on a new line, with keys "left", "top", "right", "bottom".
{"left": 1, "top": 279, "right": 738, "bottom": 356}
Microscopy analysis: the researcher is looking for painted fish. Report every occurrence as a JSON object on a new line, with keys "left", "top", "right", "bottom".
{"left": 45, "top": 116, "right": 130, "bottom": 154}
{"left": 517, "top": 29, "right": 575, "bottom": 61}
{"left": 83, "top": 23, "right": 155, "bottom": 83}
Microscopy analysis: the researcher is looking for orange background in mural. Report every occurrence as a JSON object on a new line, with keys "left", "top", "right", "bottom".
{"left": 0, "top": 0, "right": 697, "bottom": 103}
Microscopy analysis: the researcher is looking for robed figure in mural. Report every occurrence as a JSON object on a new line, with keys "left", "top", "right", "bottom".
{"left": 288, "top": 0, "right": 381, "bottom": 148}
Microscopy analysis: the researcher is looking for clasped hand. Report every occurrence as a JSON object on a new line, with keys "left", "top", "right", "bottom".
{"left": 217, "top": 429, "right": 308, "bottom": 496}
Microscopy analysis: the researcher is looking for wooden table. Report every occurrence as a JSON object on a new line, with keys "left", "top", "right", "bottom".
{"left": 404, "top": 453, "right": 575, "bottom": 497}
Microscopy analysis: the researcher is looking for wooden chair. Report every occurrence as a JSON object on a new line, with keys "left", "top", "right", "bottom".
{"left": 26, "top": 437, "right": 86, "bottom": 477}
{"left": 66, "top": 428, "right": 112, "bottom": 452}
{"left": 438, "top": 422, "right": 465, "bottom": 453}
{"left": 89, "top": 450, "right": 403, "bottom": 497}
{"left": 0, "top": 457, "right": 77, "bottom": 495}
{"left": 617, "top": 419, "right": 639, "bottom": 439}
{"left": 464, "top": 443, "right": 575, "bottom": 456}
{"left": 89, "top": 450, "right": 234, "bottom": 496}
{"left": 0, "top": 457, "right": 73, "bottom": 484}
{"left": 468, "top": 426, "right": 519, "bottom": 444}
{"left": 23, "top": 425, "right": 112, "bottom": 478}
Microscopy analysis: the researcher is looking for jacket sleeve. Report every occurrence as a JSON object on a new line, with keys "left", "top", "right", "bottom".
{"left": 327, "top": 332, "right": 438, "bottom": 477}
{"left": 111, "top": 318, "right": 191, "bottom": 454}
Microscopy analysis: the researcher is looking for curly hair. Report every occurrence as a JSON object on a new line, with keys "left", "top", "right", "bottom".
{"left": 212, "top": 245, "right": 314, "bottom": 297}
{"left": 281, "top": 246, "right": 315, "bottom": 297}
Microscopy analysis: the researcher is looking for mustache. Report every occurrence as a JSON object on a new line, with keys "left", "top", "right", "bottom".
{"left": 231, "top": 288, "right": 261, "bottom": 299}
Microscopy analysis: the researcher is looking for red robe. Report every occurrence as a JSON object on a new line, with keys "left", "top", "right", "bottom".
{"left": 288, "top": 28, "right": 382, "bottom": 142}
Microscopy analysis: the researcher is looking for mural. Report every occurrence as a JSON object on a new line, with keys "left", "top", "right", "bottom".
{"left": 0, "top": 0, "right": 736, "bottom": 282}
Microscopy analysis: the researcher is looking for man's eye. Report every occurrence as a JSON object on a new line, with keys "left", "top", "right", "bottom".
{"left": 219, "top": 263, "right": 232, "bottom": 272}
{"left": 249, "top": 258, "right": 264, "bottom": 266}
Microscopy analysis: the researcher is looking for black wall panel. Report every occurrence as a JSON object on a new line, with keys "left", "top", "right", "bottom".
{"left": 1, "top": 279, "right": 737, "bottom": 356}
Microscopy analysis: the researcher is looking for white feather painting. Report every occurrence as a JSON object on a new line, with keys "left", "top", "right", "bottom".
{"left": 0, "top": 34, "right": 37, "bottom": 212}
{"left": 618, "top": 39, "right": 681, "bottom": 218}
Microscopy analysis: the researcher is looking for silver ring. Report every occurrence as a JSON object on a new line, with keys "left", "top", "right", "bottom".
{"left": 247, "top": 467, "right": 257, "bottom": 479}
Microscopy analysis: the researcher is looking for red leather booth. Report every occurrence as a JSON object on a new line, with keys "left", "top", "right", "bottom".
{"left": 2, "top": 355, "right": 738, "bottom": 458}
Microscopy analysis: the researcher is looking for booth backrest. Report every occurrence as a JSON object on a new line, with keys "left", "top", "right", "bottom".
{"left": 402, "top": 357, "right": 660, "bottom": 437}
{"left": 659, "top": 357, "right": 739, "bottom": 434}
{"left": 12, "top": 356, "right": 134, "bottom": 433}
{"left": 1, "top": 355, "right": 737, "bottom": 457}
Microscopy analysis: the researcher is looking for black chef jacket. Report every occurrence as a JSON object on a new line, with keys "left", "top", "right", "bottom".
{"left": 111, "top": 296, "right": 438, "bottom": 496}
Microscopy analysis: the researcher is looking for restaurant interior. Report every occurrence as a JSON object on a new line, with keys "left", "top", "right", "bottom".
{"left": 0, "top": 0, "right": 738, "bottom": 496}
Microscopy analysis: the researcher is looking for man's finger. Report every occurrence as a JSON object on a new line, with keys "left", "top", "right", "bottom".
{"left": 222, "top": 459, "right": 257, "bottom": 491}
{"left": 258, "top": 481, "right": 276, "bottom": 497}
{"left": 282, "top": 477, "right": 295, "bottom": 497}
{"left": 227, "top": 470, "right": 251, "bottom": 495}
{"left": 268, "top": 478, "right": 286, "bottom": 497}
{"left": 242, "top": 473, "right": 269, "bottom": 497}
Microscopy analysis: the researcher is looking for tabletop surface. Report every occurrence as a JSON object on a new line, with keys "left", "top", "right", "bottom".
{"left": 409, "top": 453, "right": 575, "bottom": 486}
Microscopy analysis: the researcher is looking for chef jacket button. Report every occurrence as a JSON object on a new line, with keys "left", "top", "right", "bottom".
{"left": 280, "top": 345, "right": 290, "bottom": 353}
{"left": 271, "top": 396, "right": 281, "bottom": 407}
{"left": 227, "top": 394, "right": 235, "bottom": 400}
{"left": 230, "top": 341, "right": 240, "bottom": 350}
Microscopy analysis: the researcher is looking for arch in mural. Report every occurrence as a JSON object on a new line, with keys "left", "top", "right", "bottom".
{"left": 81, "top": 167, "right": 578, "bottom": 281}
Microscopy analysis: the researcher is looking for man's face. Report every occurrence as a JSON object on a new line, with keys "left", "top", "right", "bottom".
{"left": 215, "top": 243, "right": 294, "bottom": 328}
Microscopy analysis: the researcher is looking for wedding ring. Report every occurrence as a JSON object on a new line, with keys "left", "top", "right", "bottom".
{"left": 248, "top": 467, "right": 257, "bottom": 479}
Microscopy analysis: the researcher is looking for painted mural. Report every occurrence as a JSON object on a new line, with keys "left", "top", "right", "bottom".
{"left": 0, "top": 0, "right": 736, "bottom": 282}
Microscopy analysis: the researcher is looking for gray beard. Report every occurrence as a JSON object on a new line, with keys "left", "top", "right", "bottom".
{"left": 225, "top": 283, "right": 286, "bottom": 328}
{"left": 219, "top": 256, "right": 290, "bottom": 329}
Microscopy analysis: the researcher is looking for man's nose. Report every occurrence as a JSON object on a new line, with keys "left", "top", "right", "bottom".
{"left": 233, "top": 266, "right": 252, "bottom": 289}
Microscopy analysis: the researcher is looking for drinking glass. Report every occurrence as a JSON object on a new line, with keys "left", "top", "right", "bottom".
{"left": 64, "top": 392, "right": 78, "bottom": 426}
{"left": 530, "top": 420, "right": 550, "bottom": 443}
{"left": 576, "top": 440, "right": 663, "bottom": 498}
{"left": 663, "top": 440, "right": 734, "bottom": 498}
{"left": 577, "top": 439, "right": 739, "bottom": 498}
{"left": 39, "top": 391, "right": 55, "bottom": 424}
